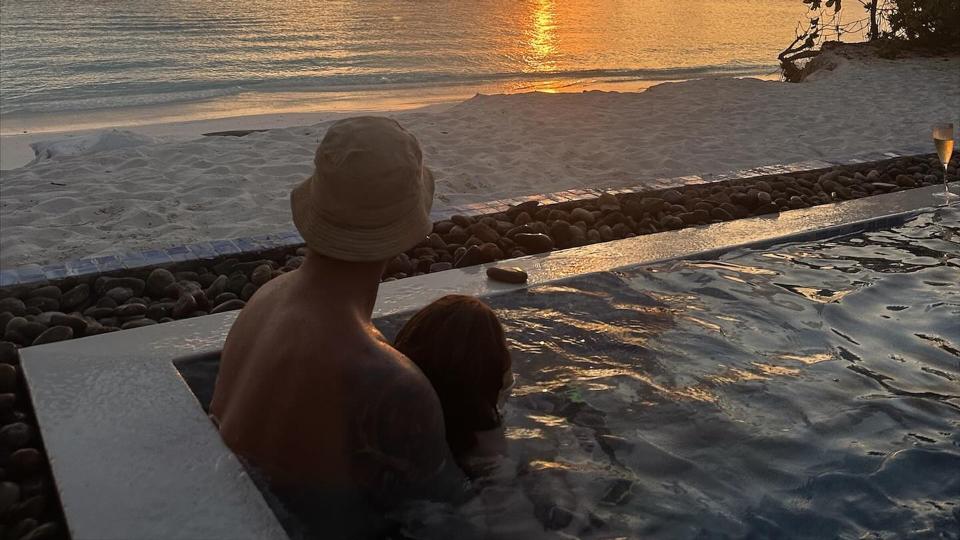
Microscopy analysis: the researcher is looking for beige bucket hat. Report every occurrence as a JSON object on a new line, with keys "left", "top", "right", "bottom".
{"left": 291, "top": 116, "right": 435, "bottom": 262}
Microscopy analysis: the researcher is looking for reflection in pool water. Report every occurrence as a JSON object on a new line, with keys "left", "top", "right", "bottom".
{"left": 377, "top": 208, "right": 960, "bottom": 539}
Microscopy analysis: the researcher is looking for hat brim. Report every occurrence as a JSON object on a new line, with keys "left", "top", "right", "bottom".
{"left": 290, "top": 168, "right": 435, "bottom": 262}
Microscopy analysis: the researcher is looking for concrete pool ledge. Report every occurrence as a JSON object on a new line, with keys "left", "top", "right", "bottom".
{"left": 18, "top": 183, "right": 950, "bottom": 540}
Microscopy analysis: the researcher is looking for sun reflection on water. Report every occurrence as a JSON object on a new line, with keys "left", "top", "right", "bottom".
{"left": 776, "top": 352, "right": 835, "bottom": 365}
{"left": 753, "top": 362, "right": 801, "bottom": 377}
{"left": 505, "top": 427, "right": 546, "bottom": 440}
{"left": 526, "top": 0, "right": 557, "bottom": 72}
{"left": 781, "top": 285, "right": 858, "bottom": 303}
{"left": 528, "top": 459, "right": 573, "bottom": 471}
{"left": 529, "top": 414, "right": 568, "bottom": 427}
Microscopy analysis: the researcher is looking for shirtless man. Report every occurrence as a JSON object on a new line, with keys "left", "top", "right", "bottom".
{"left": 210, "top": 117, "right": 460, "bottom": 532}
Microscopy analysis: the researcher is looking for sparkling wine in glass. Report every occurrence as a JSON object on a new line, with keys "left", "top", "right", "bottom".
{"left": 932, "top": 123, "right": 957, "bottom": 201}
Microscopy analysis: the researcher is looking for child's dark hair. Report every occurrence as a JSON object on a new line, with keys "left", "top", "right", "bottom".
{"left": 393, "top": 295, "right": 511, "bottom": 457}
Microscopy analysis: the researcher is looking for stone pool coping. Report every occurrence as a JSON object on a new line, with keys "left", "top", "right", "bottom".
{"left": 18, "top": 183, "right": 948, "bottom": 540}
{"left": 0, "top": 143, "right": 935, "bottom": 287}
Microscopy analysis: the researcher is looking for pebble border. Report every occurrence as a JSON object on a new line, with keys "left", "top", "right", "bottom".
{"left": 0, "top": 144, "right": 933, "bottom": 289}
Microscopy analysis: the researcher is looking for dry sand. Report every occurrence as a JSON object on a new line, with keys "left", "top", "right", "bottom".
{"left": 1, "top": 52, "right": 958, "bottom": 268}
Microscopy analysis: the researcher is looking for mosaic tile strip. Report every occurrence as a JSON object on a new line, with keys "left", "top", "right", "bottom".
{"left": 210, "top": 240, "right": 241, "bottom": 256}
{"left": 119, "top": 251, "right": 148, "bottom": 271}
{"left": 0, "top": 145, "right": 940, "bottom": 288}
{"left": 165, "top": 245, "right": 192, "bottom": 263}
{"left": 186, "top": 242, "right": 218, "bottom": 260}
{"left": 64, "top": 259, "right": 98, "bottom": 278}
{"left": 14, "top": 265, "right": 46, "bottom": 284}
{"left": 0, "top": 270, "right": 18, "bottom": 288}
{"left": 93, "top": 255, "right": 124, "bottom": 273}
{"left": 41, "top": 263, "right": 69, "bottom": 281}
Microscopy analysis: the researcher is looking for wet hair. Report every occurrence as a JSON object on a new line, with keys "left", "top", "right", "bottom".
{"left": 393, "top": 295, "right": 511, "bottom": 457}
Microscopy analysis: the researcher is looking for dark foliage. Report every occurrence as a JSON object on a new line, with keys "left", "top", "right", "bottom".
{"left": 887, "top": 0, "right": 960, "bottom": 45}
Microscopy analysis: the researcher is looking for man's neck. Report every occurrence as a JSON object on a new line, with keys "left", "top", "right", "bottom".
{"left": 296, "top": 250, "right": 386, "bottom": 323}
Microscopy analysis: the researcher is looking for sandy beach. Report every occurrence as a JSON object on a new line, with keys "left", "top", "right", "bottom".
{"left": 1, "top": 51, "right": 958, "bottom": 269}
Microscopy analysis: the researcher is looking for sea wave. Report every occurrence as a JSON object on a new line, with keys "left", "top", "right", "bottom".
{"left": 1, "top": 0, "right": 808, "bottom": 120}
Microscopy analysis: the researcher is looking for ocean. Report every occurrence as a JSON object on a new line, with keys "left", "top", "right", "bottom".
{"left": 0, "top": 0, "right": 850, "bottom": 132}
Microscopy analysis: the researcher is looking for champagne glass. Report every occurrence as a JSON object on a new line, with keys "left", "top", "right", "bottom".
{"left": 932, "top": 123, "right": 956, "bottom": 202}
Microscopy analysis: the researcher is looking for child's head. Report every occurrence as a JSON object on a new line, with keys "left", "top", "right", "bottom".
{"left": 394, "top": 295, "right": 512, "bottom": 456}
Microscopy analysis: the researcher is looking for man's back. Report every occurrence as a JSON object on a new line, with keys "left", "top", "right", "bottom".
{"left": 210, "top": 266, "right": 450, "bottom": 502}
{"left": 209, "top": 117, "right": 454, "bottom": 534}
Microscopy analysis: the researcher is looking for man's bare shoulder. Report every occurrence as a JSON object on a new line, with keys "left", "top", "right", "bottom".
{"left": 342, "top": 338, "right": 442, "bottom": 416}
{"left": 355, "top": 338, "right": 431, "bottom": 384}
{"left": 346, "top": 340, "right": 458, "bottom": 502}
{"left": 240, "top": 270, "right": 298, "bottom": 314}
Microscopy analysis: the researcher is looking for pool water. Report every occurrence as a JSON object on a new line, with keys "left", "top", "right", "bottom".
{"left": 375, "top": 208, "right": 960, "bottom": 539}
{"left": 177, "top": 208, "right": 959, "bottom": 538}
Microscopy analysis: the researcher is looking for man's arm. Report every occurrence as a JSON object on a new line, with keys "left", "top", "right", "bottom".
{"left": 351, "top": 368, "right": 468, "bottom": 507}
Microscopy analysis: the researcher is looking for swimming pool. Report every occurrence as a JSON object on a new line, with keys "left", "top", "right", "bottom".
{"left": 370, "top": 207, "right": 959, "bottom": 539}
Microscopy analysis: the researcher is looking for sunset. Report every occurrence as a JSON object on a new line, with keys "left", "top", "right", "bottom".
{"left": 0, "top": 1, "right": 958, "bottom": 538}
